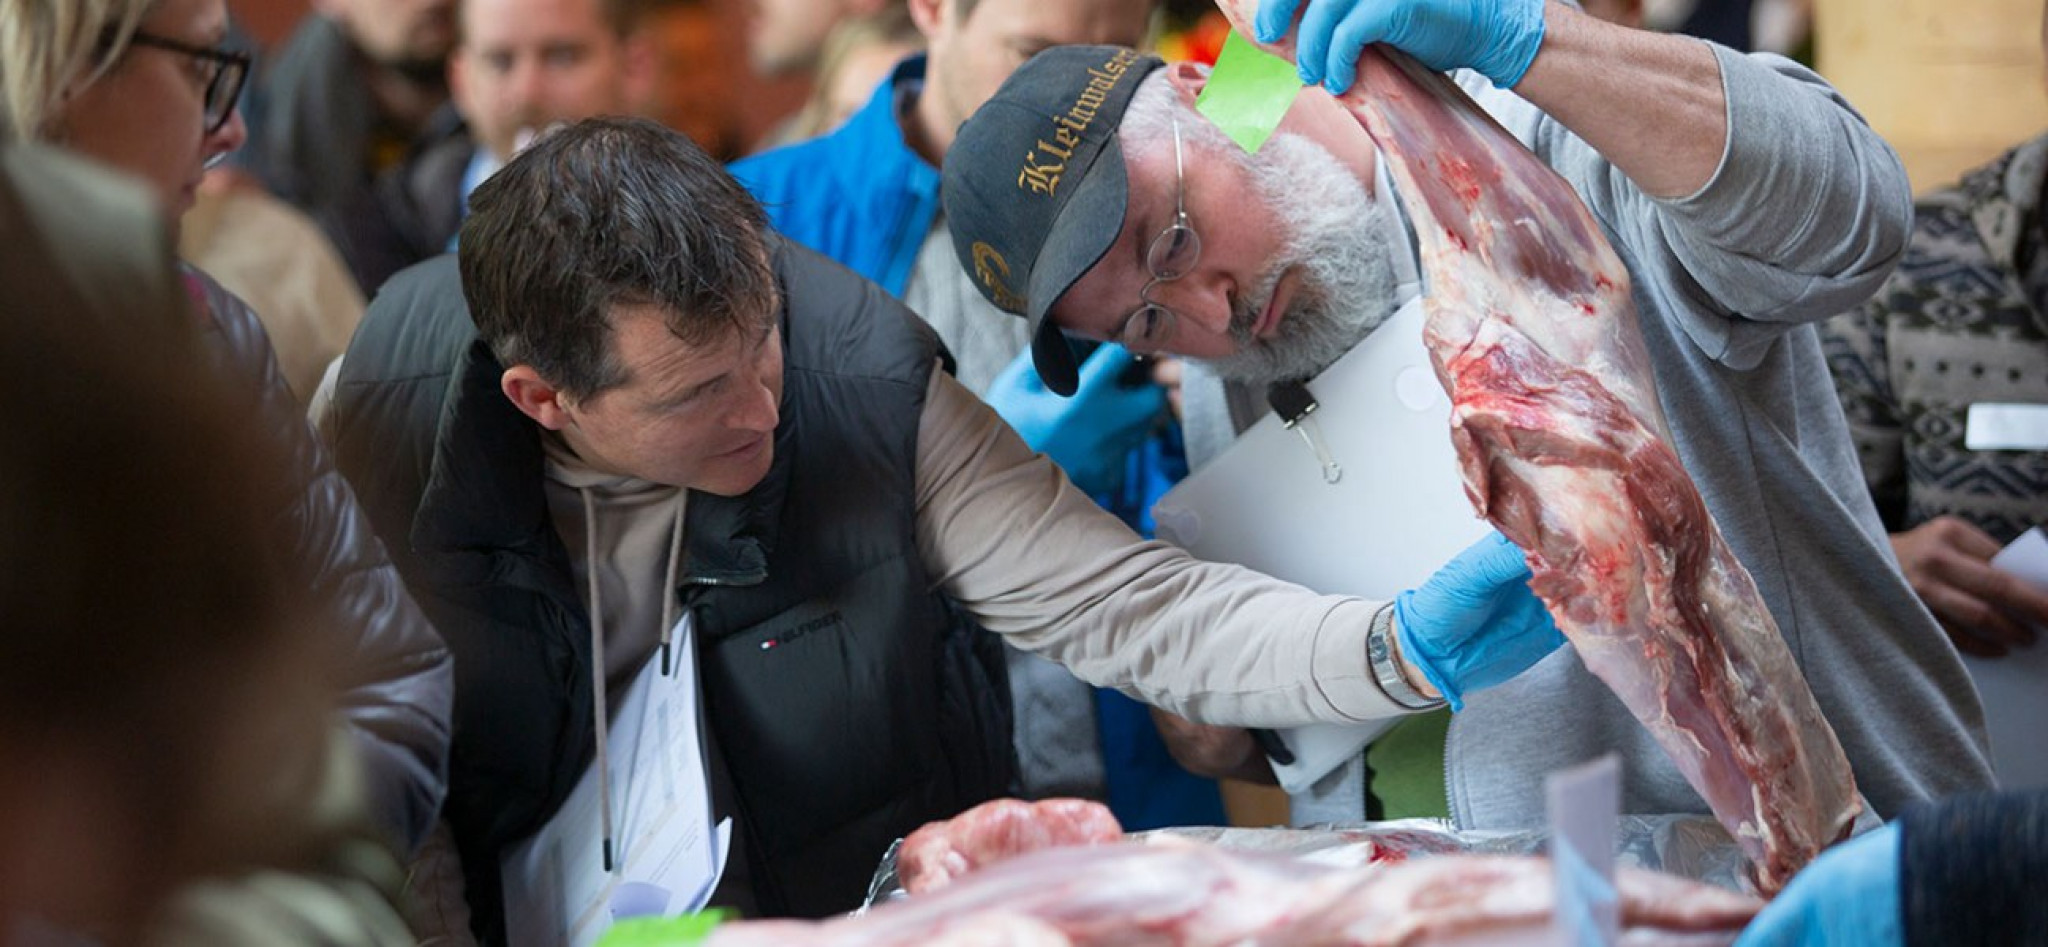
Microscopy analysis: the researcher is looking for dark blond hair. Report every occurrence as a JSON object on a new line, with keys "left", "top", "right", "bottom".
{"left": 0, "top": 0, "right": 155, "bottom": 140}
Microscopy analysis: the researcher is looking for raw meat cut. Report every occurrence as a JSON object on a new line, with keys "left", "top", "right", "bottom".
{"left": 706, "top": 912, "right": 1074, "bottom": 947}
{"left": 898, "top": 798, "right": 1125, "bottom": 894}
{"left": 1204, "top": 5, "right": 1862, "bottom": 893}
{"left": 704, "top": 834, "right": 1761, "bottom": 946}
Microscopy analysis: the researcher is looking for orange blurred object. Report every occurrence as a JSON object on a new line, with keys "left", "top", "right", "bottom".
{"left": 1157, "top": 9, "right": 1232, "bottom": 64}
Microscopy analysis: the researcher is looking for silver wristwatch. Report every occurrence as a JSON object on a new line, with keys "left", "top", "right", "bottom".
{"left": 1368, "top": 603, "right": 1447, "bottom": 711}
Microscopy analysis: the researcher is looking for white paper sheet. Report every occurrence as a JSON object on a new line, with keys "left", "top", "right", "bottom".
{"left": 1151, "top": 296, "right": 1488, "bottom": 791}
{"left": 1971, "top": 528, "right": 2048, "bottom": 790}
{"left": 503, "top": 614, "right": 725, "bottom": 946}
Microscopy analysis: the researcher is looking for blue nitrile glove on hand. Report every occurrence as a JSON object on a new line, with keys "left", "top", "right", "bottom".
{"left": 986, "top": 344, "right": 1168, "bottom": 497}
{"left": 1393, "top": 531, "right": 1563, "bottom": 710}
{"left": 1255, "top": 0, "right": 1547, "bottom": 94}
{"left": 1735, "top": 824, "right": 1904, "bottom": 947}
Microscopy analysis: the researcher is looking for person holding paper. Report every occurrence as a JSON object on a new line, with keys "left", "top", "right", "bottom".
{"left": 936, "top": 1, "right": 1992, "bottom": 833}
{"left": 1818, "top": 1, "right": 2048, "bottom": 659}
{"left": 325, "top": 115, "right": 1564, "bottom": 940}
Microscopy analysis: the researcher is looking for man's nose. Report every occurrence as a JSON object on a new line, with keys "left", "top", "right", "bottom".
{"left": 509, "top": 58, "right": 548, "bottom": 104}
{"left": 1155, "top": 271, "right": 1235, "bottom": 341}
{"left": 729, "top": 376, "right": 779, "bottom": 433}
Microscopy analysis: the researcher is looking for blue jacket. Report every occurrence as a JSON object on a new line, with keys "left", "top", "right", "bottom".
{"left": 731, "top": 57, "right": 934, "bottom": 295}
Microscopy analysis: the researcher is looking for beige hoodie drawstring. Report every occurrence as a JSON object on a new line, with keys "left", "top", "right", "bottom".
{"left": 586, "top": 489, "right": 688, "bottom": 875}
{"left": 660, "top": 511, "right": 683, "bottom": 673}
{"left": 583, "top": 487, "right": 617, "bottom": 873}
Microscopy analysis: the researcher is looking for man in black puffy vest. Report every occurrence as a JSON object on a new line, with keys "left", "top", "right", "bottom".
{"left": 326, "top": 116, "right": 1553, "bottom": 941}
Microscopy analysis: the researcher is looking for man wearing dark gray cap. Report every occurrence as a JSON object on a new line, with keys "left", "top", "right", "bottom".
{"left": 940, "top": 0, "right": 1993, "bottom": 837}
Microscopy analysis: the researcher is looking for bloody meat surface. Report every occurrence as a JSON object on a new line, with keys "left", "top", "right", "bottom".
{"left": 1204, "top": 7, "right": 1862, "bottom": 893}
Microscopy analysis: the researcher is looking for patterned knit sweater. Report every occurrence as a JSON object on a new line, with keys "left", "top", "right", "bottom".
{"left": 1823, "top": 133, "right": 2048, "bottom": 542}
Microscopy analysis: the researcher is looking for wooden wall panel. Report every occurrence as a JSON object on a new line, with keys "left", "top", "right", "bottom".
{"left": 1818, "top": 0, "right": 2048, "bottom": 193}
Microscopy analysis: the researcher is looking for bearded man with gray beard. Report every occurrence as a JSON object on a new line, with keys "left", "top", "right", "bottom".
{"left": 942, "top": 31, "right": 1992, "bottom": 835}
{"left": 1168, "top": 122, "right": 1404, "bottom": 469}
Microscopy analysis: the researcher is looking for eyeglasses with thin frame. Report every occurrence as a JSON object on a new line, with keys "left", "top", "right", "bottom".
{"left": 1114, "top": 115, "right": 1201, "bottom": 355}
{"left": 111, "top": 29, "right": 252, "bottom": 138}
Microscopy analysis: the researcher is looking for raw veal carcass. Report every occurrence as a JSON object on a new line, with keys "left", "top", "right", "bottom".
{"left": 898, "top": 798, "right": 1126, "bottom": 894}
{"left": 1205, "top": 7, "right": 1861, "bottom": 893}
{"left": 704, "top": 834, "right": 1762, "bottom": 946}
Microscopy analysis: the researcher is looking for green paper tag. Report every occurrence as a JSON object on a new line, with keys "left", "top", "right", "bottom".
{"left": 595, "top": 909, "right": 733, "bottom": 947}
{"left": 1194, "top": 31, "right": 1301, "bottom": 155}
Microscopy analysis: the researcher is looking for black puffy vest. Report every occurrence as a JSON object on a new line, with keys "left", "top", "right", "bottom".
{"left": 330, "top": 242, "right": 1015, "bottom": 931}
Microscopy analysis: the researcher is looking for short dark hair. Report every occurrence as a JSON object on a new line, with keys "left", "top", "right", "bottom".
{"left": 459, "top": 116, "right": 777, "bottom": 399}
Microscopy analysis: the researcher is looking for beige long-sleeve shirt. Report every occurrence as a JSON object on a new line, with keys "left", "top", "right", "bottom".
{"left": 913, "top": 365, "right": 1397, "bottom": 728}
{"left": 313, "top": 355, "right": 1403, "bottom": 729}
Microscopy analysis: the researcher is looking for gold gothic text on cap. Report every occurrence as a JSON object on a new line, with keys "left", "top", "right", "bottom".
{"left": 972, "top": 242, "right": 1025, "bottom": 310}
{"left": 1017, "top": 48, "right": 1141, "bottom": 198}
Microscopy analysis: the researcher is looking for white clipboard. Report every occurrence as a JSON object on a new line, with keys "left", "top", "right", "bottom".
{"left": 1151, "top": 297, "right": 1487, "bottom": 791}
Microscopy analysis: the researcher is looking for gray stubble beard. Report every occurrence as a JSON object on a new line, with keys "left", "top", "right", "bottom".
{"left": 1204, "top": 132, "right": 1406, "bottom": 387}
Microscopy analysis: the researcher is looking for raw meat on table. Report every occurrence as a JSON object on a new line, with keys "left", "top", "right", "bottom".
{"left": 1203, "top": 5, "right": 1862, "bottom": 893}
{"left": 706, "top": 812, "right": 1762, "bottom": 946}
{"left": 898, "top": 798, "right": 1126, "bottom": 894}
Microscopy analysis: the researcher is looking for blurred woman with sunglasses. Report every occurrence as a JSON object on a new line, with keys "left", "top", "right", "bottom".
{"left": 0, "top": 0, "right": 456, "bottom": 890}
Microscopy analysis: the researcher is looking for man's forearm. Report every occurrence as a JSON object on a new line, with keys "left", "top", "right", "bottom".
{"left": 913, "top": 368, "right": 1414, "bottom": 727}
{"left": 1514, "top": 1, "right": 1727, "bottom": 199}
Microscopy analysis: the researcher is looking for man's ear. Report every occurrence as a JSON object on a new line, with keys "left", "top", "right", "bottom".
{"left": 1163, "top": 61, "right": 1207, "bottom": 106}
{"left": 502, "top": 366, "right": 574, "bottom": 430}
{"left": 907, "top": 0, "right": 947, "bottom": 41}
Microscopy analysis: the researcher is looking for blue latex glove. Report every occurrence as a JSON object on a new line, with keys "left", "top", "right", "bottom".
{"left": 1393, "top": 531, "right": 1563, "bottom": 710}
{"left": 985, "top": 344, "right": 1167, "bottom": 497}
{"left": 1254, "top": 0, "right": 1547, "bottom": 94}
{"left": 1735, "top": 825, "right": 1904, "bottom": 947}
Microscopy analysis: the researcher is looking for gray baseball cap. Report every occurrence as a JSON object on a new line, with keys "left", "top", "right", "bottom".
{"left": 941, "top": 45, "right": 1164, "bottom": 396}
